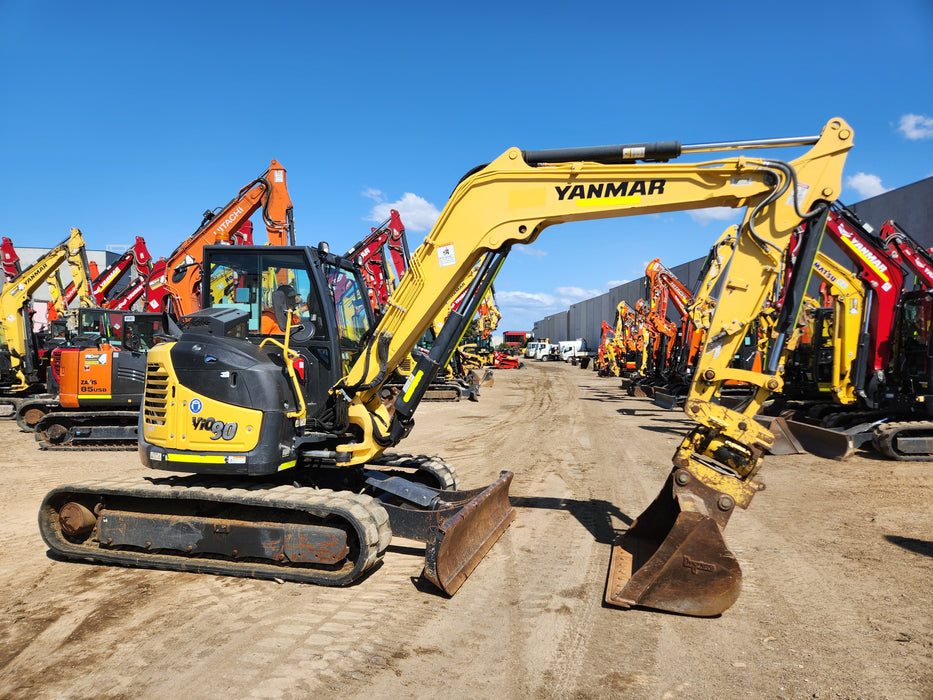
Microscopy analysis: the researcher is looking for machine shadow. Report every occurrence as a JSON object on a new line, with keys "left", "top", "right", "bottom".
{"left": 884, "top": 535, "right": 933, "bottom": 558}
{"left": 509, "top": 495, "right": 633, "bottom": 545}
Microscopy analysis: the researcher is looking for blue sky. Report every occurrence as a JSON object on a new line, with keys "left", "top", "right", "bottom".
{"left": 1, "top": 1, "right": 931, "bottom": 332}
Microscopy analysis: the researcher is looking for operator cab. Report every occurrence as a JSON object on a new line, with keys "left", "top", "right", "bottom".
{"left": 201, "top": 244, "right": 376, "bottom": 416}
{"left": 890, "top": 290, "right": 933, "bottom": 412}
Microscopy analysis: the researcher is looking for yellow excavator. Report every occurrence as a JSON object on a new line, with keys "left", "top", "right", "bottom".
{"left": 1, "top": 228, "right": 94, "bottom": 417}
{"left": 787, "top": 251, "right": 866, "bottom": 405}
{"left": 40, "top": 119, "right": 852, "bottom": 617}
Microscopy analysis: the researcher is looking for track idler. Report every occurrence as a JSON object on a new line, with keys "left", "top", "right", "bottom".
{"left": 605, "top": 468, "right": 743, "bottom": 617}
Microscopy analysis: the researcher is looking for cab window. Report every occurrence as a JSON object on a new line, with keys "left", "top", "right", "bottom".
{"left": 208, "top": 250, "right": 326, "bottom": 339}
{"left": 323, "top": 261, "right": 372, "bottom": 370}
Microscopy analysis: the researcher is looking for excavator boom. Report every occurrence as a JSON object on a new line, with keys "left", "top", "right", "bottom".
{"left": 160, "top": 160, "right": 294, "bottom": 316}
{"left": 337, "top": 119, "right": 852, "bottom": 611}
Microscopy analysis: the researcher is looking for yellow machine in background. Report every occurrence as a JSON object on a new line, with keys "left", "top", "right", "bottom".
{"left": 782, "top": 250, "right": 866, "bottom": 405}
{"left": 1, "top": 228, "right": 94, "bottom": 407}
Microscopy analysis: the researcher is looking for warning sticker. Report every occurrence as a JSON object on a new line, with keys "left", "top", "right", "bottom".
{"left": 787, "top": 182, "right": 810, "bottom": 209}
{"left": 437, "top": 244, "right": 456, "bottom": 268}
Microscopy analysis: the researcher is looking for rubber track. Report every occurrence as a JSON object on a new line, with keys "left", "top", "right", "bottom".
{"left": 873, "top": 421, "right": 933, "bottom": 461}
{"left": 16, "top": 396, "right": 58, "bottom": 432}
{"left": 35, "top": 410, "right": 139, "bottom": 451}
{"left": 39, "top": 475, "right": 394, "bottom": 586}
{"left": 370, "top": 452, "right": 460, "bottom": 490}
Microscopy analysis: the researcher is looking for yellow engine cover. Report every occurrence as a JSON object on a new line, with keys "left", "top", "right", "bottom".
{"left": 142, "top": 343, "right": 263, "bottom": 453}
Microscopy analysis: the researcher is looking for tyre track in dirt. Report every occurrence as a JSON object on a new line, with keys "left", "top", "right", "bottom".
{"left": 338, "top": 363, "right": 680, "bottom": 699}
{"left": 2, "top": 362, "right": 930, "bottom": 698}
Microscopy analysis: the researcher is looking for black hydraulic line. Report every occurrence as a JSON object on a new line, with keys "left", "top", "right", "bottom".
{"left": 386, "top": 250, "right": 508, "bottom": 444}
{"left": 766, "top": 205, "right": 831, "bottom": 374}
{"left": 852, "top": 286, "right": 875, "bottom": 405}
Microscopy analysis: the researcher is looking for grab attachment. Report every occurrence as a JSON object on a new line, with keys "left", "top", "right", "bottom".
{"left": 605, "top": 468, "right": 744, "bottom": 617}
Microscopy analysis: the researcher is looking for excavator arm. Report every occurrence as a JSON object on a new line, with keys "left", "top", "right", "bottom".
{"left": 880, "top": 219, "right": 933, "bottom": 288}
{"left": 58, "top": 236, "right": 153, "bottom": 307}
{"left": 339, "top": 119, "right": 851, "bottom": 456}
{"left": 161, "top": 160, "right": 294, "bottom": 316}
{"left": 345, "top": 209, "right": 411, "bottom": 314}
{"left": 334, "top": 118, "right": 852, "bottom": 615}
{"left": 2, "top": 237, "right": 22, "bottom": 282}
{"left": 808, "top": 250, "right": 867, "bottom": 405}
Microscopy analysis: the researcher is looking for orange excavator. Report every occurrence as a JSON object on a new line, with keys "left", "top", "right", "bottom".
{"left": 15, "top": 162, "right": 289, "bottom": 445}
{"left": 151, "top": 160, "right": 293, "bottom": 316}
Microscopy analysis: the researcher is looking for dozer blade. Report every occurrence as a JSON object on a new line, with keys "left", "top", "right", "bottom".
{"left": 424, "top": 471, "right": 514, "bottom": 595}
{"left": 779, "top": 418, "right": 870, "bottom": 460}
{"left": 374, "top": 471, "right": 515, "bottom": 596}
{"left": 652, "top": 389, "right": 684, "bottom": 410}
{"left": 471, "top": 368, "right": 495, "bottom": 389}
{"left": 605, "top": 471, "right": 742, "bottom": 617}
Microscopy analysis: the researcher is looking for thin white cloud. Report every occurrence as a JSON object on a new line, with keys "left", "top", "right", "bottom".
{"left": 498, "top": 285, "right": 601, "bottom": 310}
{"left": 365, "top": 192, "right": 441, "bottom": 232}
{"left": 688, "top": 207, "right": 739, "bottom": 225}
{"left": 497, "top": 290, "right": 555, "bottom": 307}
{"left": 846, "top": 172, "right": 889, "bottom": 198}
{"left": 898, "top": 114, "right": 933, "bottom": 140}
{"left": 361, "top": 188, "right": 384, "bottom": 202}
{"left": 515, "top": 247, "right": 548, "bottom": 259}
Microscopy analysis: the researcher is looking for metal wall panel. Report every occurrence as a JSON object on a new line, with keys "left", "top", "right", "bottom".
{"left": 531, "top": 178, "right": 932, "bottom": 347}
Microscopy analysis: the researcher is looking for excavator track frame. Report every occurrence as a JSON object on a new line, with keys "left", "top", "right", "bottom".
{"left": 34, "top": 410, "right": 140, "bottom": 450}
{"left": 39, "top": 475, "right": 393, "bottom": 586}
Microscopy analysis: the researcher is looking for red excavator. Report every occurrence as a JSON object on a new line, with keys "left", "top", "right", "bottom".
{"left": 774, "top": 204, "right": 933, "bottom": 460}
{"left": 345, "top": 209, "right": 411, "bottom": 317}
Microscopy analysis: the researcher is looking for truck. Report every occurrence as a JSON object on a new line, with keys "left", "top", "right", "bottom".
{"left": 556, "top": 338, "right": 595, "bottom": 364}
{"left": 524, "top": 339, "right": 552, "bottom": 360}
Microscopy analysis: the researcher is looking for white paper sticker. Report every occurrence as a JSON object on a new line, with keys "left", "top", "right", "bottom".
{"left": 437, "top": 244, "right": 456, "bottom": 268}
{"left": 788, "top": 182, "right": 810, "bottom": 208}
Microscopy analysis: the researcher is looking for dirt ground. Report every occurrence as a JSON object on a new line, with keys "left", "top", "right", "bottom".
{"left": 0, "top": 361, "right": 931, "bottom": 699}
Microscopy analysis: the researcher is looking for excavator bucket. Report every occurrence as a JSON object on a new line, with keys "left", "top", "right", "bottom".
{"left": 605, "top": 470, "right": 742, "bottom": 617}
{"left": 470, "top": 368, "right": 495, "bottom": 389}
{"left": 375, "top": 471, "right": 515, "bottom": 596}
